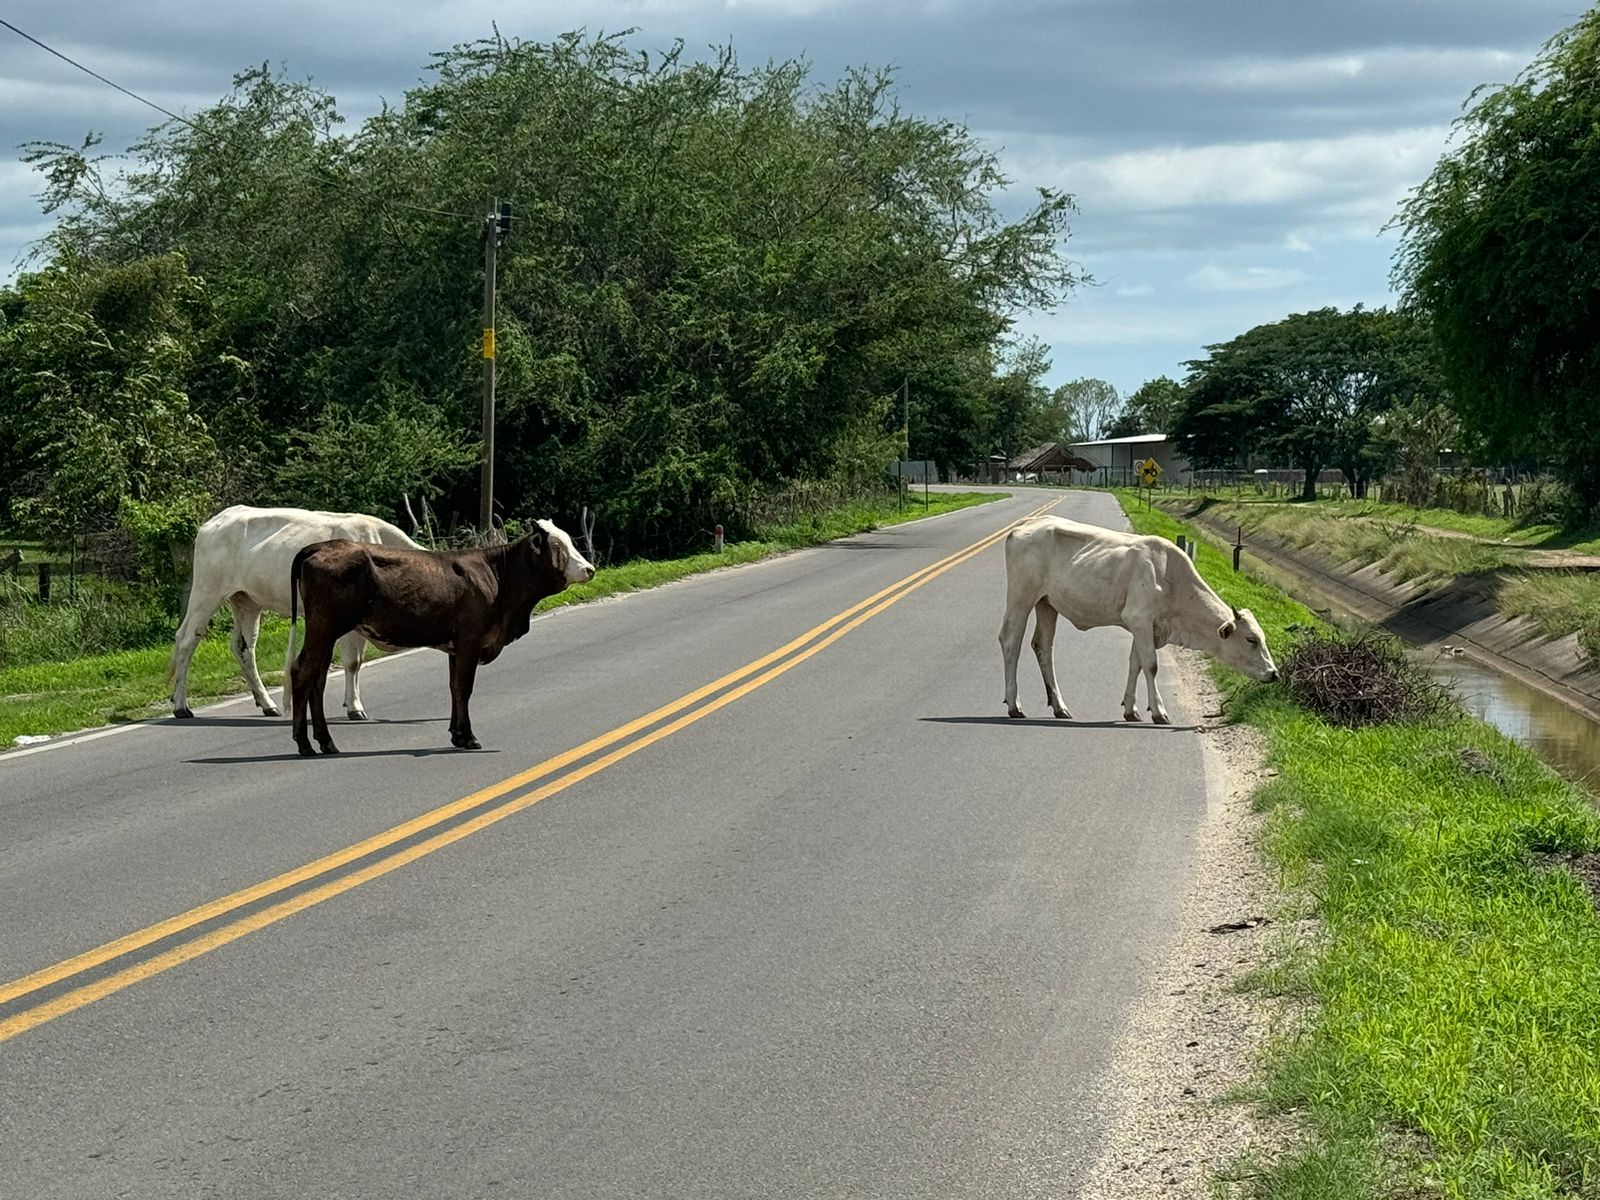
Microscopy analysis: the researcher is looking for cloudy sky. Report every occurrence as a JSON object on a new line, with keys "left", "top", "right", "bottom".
{"left": 0, "top": 1, "right": 1582, "bottom": 396}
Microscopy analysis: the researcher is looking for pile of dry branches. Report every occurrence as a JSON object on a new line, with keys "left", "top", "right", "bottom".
{"left": 1281, "top": 631, "right": 1457, "bottom": 727}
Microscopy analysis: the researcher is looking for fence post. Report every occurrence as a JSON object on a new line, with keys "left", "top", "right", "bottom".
{"left": 713, "top": 524, "right": 724, "bottom": 553}
{"left": 38, "top": 562, "right": 51, "bottom": 603}
{"left": 1232, "top": 525, "right": 1243, "bottom": 572}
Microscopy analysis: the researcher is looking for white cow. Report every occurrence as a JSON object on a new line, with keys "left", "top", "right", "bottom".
{"left": 999, "top": 516, "right": 1278, "bottom": 723}
{"left": 169, "top": 505, "right": 420, "bottom": 720}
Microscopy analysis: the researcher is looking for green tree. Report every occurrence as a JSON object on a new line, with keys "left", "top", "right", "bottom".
{"left": 1174, "top": 307, "right": 1440, "bottom": 499}
{"left": 1393, "top": 8, "right": 1600, "bottom": 512}
{"left": 15, "top": 33, "right": 1083, "bottom": 558}
{"left": 1106, "top": 375, "right": 1183, "bottom": 438}
{"left": 1049, "top": 377, "right": 1121, "bottom": 443}
{"left": 0, "top": 252, "right": 220, "bottom": 546}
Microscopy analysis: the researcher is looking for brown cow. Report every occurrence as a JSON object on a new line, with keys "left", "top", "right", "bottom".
{"left": 287, "top": 520, "right": 595, "bottom": 756}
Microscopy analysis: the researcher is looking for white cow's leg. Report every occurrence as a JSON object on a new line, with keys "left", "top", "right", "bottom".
{"left": 340, "top": 631, "right": 369, "bottom": 720}
{"left": 228, "top": 597, "right": 279, "bottom": 716}
{"left": 1031, "top": 599, "right": 1071, "bottom": 719}
{"left": 170, "top": 587, "right": 224, "bottom": 719}
{"left": 999, "top": 599, "right": 1033, "bottom": 719}
{"left": 1131, "top": 628, "right": 1170, "bottom": 725}
{"left": 1122, "top": 645, "right": 1143, "bottom": 722}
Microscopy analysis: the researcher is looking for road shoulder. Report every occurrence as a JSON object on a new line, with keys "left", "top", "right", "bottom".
{"left": 1079, "top": 648, "right": 1299, "bottom": 1198}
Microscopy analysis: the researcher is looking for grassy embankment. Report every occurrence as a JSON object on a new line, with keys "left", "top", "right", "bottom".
{"left": 1117, "top": 491, "right": 1600, "bottom": 1199}
{"left": 1172, "top": 495, "right": 1600, "bottom": 671}
{"left": 0, "top": 490, "right": 998, "bottom": 745}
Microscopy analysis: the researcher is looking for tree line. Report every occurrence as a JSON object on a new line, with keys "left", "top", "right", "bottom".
{"left": 0, "top": 31, "right": 1083, "bottom": 572}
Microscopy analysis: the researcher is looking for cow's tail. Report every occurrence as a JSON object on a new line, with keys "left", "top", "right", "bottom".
{"left": 286, "top": 545, "right": 314, "bottom": 675}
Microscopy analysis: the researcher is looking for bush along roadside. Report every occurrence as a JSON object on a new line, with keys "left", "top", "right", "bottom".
{"left": 0, "top": 490, "right": 999, "bottom": 748}
{"left": 1115, "top": 491, "right": 1600, "bottom": 1200}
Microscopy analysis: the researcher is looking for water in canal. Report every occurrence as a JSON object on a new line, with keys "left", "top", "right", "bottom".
{"left": 1428, "top": 653, "right": 1600, "bottom": 789}
{"left": 1247, "top": 553, "right": 1600, "bottom": 789}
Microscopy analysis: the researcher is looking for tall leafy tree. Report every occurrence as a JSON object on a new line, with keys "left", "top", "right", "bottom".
{"left": 1106, "top": 375, "right": 1183, "bottom": 437}
{"left": 1175, "top": 307, "right": 1441, "bottom": 499}
{"left": 1393, "top": 8, "right": 1600, "bottom": 512}
{"left": 1049, "top": 377, "right": 1121, "bottom": 443}
{"left": 15, "top": 34, "right": 1083, "bottom": 556}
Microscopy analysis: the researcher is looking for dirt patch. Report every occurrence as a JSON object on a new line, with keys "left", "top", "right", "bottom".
{"left": 1079, "top": 648, "right": 1305, "bottom": 1200}
{"left": 1533, "top": 851, "right": 1600, "bottom": 909}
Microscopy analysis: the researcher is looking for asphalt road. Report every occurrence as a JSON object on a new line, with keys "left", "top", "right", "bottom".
{"left": 0, "top": 487, "right": 1209, "bottom": 1199}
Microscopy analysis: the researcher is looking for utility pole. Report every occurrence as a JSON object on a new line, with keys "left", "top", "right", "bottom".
{"left": 480, "top": 197, "right": 511, "bottom": 535}
{"left": 900, "top": 376, "right": 910, "bottom": 514}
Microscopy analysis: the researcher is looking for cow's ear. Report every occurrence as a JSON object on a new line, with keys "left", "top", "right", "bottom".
{"left": 1219, "top": 620, "right": 1235, "bottom": 640}
{"left": 526, "top": 527, "right": 547, "bottom": 557}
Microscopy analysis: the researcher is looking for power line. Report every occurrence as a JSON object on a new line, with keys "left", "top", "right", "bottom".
{"left": 0, "top": 17, "right": 478, "bottom": 223}
{"left": 0, "top": 17, "right": 203, "bottom": 134}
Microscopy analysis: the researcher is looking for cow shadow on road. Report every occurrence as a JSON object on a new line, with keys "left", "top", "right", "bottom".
{"left": 919, "top": 716, "right": 1197, "bottom": 731}
{"left": 187, "top": 745, "right": 493, "bottom": 764}
{"left": 161, "top": 716, "right": 443, "bottom": 728}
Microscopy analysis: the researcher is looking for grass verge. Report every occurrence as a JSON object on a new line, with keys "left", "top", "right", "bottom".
{"left": 1116, "top": 488, "right": 1600, "bottom": 1200}
{"left": 0, "top": 489, "right": 998, "bottom": 746}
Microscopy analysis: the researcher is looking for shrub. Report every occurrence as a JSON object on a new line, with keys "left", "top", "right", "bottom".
{"left": 1280, "top": 631, "right": 1457, "bottom": 727}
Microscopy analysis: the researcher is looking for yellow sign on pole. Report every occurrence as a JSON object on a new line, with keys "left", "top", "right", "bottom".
{"left": 483, "top": 327, "right": 496, "bottom": 360}
{"left": 1138, "top": 457, "right": 1162, "bottom": 487}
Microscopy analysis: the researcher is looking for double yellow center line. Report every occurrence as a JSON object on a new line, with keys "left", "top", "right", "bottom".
{"left": 0, "top": 497, "right": 1058, "bottom": 1043}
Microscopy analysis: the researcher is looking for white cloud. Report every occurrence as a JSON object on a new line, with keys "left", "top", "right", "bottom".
{"left": 1060, "top": 127, "right": 1446, "bottom": 212}
{"left": 1115, "top": 283, "right": 1154, "bottom": 298}
{"left": 1189, "top": 264, "right": 1307, "bottom": 292}
{"left": 1190, "top": 46, "right": 1519, "bottom": 92}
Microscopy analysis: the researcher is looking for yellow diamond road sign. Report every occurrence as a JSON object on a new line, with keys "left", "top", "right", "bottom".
{"left": 1138, "top": 458, "right": 1162, "bottom": 486}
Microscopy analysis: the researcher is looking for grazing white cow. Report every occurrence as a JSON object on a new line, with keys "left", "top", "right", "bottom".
{"left": 169, "top": 505, "right": 420, "bottom": 720}
{"left": 999, "top": 516, "right": 1278, "bottom": 723}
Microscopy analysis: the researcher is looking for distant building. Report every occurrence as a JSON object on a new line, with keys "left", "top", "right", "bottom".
{"left": 1069, "top": 433, "right": 1191, "bottom": 485}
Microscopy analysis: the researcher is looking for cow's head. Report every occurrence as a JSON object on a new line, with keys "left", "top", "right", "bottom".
{"left": 1215, "top": 606, "right": 1279, "bottom": 682}
{"left": 536, "top": 518, "right": 597, "bottom": 584}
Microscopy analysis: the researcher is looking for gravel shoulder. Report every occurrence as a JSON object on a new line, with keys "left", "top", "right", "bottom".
{"left": 1079, "top": 648, "right": 1301, "bottom": 1199}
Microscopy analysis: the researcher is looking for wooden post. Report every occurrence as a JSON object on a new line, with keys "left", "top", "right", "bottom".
{"left": 38, "top": 561, "right": 51, "bottom": 602}
{"left": 1233, "top": 524, "right": 1243, "bottom": 572}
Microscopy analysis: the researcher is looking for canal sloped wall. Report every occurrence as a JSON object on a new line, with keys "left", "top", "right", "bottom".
{"left": 1170, "top": 501, "right": 1600, "bottom": 725}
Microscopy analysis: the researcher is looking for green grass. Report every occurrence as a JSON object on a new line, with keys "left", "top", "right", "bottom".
{"left": 1185, "top": 498, "right": 1528, "bottom": 585}
{"left": 1117, "top": 490, "right": 1600, "bottom": 1199}
{"left": 1499, "top": 573, "right": 1600, "bottom": 668}
{"left": 0, "top": 489, "right": 999, "bottom": 746}
{"left": 1167, "top": 488, "right": 1600, "bottom": 555}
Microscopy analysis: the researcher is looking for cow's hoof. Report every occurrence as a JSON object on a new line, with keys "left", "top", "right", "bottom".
{"left": 319, "top": 741, "right": 340, "bottom": 755}
{"left": 1006, "top": 707, "right": 1026, "bottom": 720}
{"left": 1152, "top": 711, "right": 1172, "bottom": 726}
{"left": 1124, "top": 710, "right": 1142, "bottom": 722}
{"left": 174, "top": 707, "right": 194, "bottom": 720}
{"left": 261, "top": 704, "right": 282, "bottom": 718}
{"left": 1051, "top": 708, "right": 1072, "bottom": 720}
{"left": 296, "top": 742, "right": 317, "bottom": 758}
{"left": 451, "top": 732, "right": 481, "bottom": 750}
{"left": 346, "top": 709, "right": 369, "bottom": 722}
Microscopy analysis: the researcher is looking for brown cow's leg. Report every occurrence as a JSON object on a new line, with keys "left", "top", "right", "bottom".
{"left": 309, "top": 665, "right": 337, "bottom": 754}
{"left": 291, "top": 643, "right": 327, "bottom": 756}
{"left": 445, "top": 653, "right": 457, "bottom": 737}
{"left": 292, "top": 630, "right": 338, "bottom": 757}
{"left": 449, "top": 652, "right": 481, "bottom": 750}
